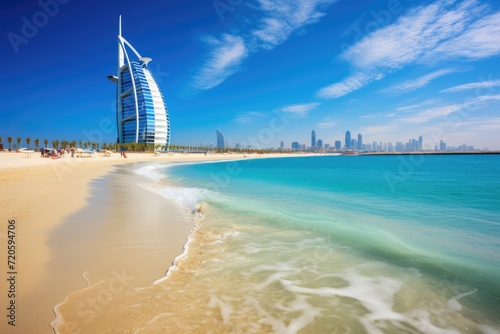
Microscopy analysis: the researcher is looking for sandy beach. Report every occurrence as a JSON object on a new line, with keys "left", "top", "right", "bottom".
{"left": 0, "top": 151, "right": 305, "bottom": 333}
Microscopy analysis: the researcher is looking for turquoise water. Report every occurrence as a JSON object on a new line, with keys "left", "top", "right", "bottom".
{"left": 138, "top": 155, "right": 500, "bottom": 333}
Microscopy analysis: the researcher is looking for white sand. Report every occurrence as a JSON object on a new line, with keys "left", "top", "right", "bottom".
{"left": 0, "top": 150, "right": 311, "bottom": 333}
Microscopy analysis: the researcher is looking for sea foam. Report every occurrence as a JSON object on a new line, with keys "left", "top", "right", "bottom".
{"left": 135, "top": 164, "right": 209, "bottom": 212}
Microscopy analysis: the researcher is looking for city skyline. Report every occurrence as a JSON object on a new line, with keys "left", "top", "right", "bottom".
{"left": 210, "top": 126, "right": 481, "bottom": 152}
{"left": 215, "top": 129, "right": 480, "bottom": 152}
{"left": 1, "top": 0, "right": 500, "bottom": 150}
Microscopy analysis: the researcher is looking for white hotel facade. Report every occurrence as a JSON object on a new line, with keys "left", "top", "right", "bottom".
{"left": 107, "top": 16, "right": 170, "bottom": 146}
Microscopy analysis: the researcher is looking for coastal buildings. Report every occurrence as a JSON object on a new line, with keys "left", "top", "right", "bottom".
{"left": 335, "top": 141, "right": 342, "bottom": 151}
{"left": 345, "top": 131, "right": 351, "bottom": 150}
{"left": 206, "top": 128, "right": 477, "bottom": 153}
{"left": 107, "top": 16, "right": 170, "bottom": 147}
{"left": 440, "top": 140, "right": 447, "bottom": 151}
{"left": 216, "top": 129, "right": 225, "bottom": 149}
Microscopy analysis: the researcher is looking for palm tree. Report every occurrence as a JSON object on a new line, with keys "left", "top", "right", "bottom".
{"left": 34, "top": 139, "right": 40, "bottom": 151}
{"left": 7, "top": 137, "right": 12, "bottom": 151}
{"left": 26, "top": 137, "right": 31, "bottom": 150}
{"left": 16, "top": 137, "right": 21, "bottom": 149}
{"left": 43, "top": 139, "right": 48, "bottom": 148}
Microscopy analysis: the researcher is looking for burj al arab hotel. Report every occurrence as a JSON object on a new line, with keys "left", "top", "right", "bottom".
{"left": 107, "top": 16, "right": 170, "bottom": 147}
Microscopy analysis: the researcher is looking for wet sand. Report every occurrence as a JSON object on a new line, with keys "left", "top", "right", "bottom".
{"left": 0, "top": 151, "right": 307, "bottom": 333}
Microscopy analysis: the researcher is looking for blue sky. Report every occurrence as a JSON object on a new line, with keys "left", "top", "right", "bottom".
{"left": 1, "top": 0, "right": 499, "bottom": 149}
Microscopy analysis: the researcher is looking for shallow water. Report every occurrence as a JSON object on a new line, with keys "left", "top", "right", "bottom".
{"left": 53, "top": 155, "right": 500, "bottom": 333}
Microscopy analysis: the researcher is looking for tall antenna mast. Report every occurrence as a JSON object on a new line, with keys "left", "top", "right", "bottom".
{"left": 118, "top": 15, "right": 124, "bottom": 68}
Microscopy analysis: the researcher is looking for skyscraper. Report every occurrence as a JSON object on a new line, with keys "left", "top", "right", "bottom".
{"left": 216, "top": 129, "right": 225, "bottom": 149}
{"left": 107, "top": 16, "right": 170, "bottom": 146}
{"left": 440, "top": 140, "right": 447, "bottom": 151}
{"left": 345, "top": 130, "right": 351, "bottom": 150}
{"left": 357, "top": 133, "right": 363, "bottom": 151}
{"left": 311, "top": 129, "right": 316, "bottom": 148}
{"left": 335, "top": 141, "right": 341, "bottom": 151}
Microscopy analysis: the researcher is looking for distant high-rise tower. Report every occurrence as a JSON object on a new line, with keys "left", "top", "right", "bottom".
{"left": 335, "top": 141, "right": 341, "bottom": 151}
{"left": 345, "top": 130, "right": 351, "bottom": 150}
{"left": 311, "top": 129, "right": 316, "bottom": 148}
{"left": 216, "top": 129, "right": 225, "bottom": 148}
{"left": 317, "top": 139, "right": 323, "bottom": 148}
{"left": 107, "top": 16, "right": 170, "bottom": 146}
{"left": 440, "top": 140, "right": 446, "bottom": 151}
{"left": 357, "top": 133, "right": 363, "bottom": 151}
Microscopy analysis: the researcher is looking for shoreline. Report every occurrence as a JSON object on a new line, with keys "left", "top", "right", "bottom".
{"left": 49, "top": 162, "right": 199, "bottom": 333}
{"left": 2, "top": 152, "right": 498, "bottom": 332}
{"left": 0, "top": 151, "right": 309, "bottom": 333}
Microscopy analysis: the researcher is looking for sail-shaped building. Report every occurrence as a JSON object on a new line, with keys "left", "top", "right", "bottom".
{"left": 107, "top": 16, "right": 170, "bottom": 147}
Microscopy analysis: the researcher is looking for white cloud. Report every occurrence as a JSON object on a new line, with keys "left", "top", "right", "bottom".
{"left": 477, "top": 94, "right": 500, "bottom": 102}
{"left": 342, "top": 0, "right": 490, "bottom": 69}
{"left": 441, "top": 79, "right": 500, "bottom": 92}
{"left": 384, "top": 68, "right": 458, "bottom": 93}
{"left": 318, "top": 0, "right": 500, "bottom": 99}
{"left": 233, "top": 111, "right": 267, "bottom": 124}
{"left": 431, "top": 11, "right": 500, "bottom": 60}
{"left": 391, "top": 92, "right": 500, "bottom": 125}
{"left": 316, "top": 117, "right": 338, "bottom": 128}
{"left": 280, "top": 102, "right": 319, "bottom": 117}
{"left": 396, "top": 99, "right": 439, "bottom": 111}
{"left": 317, "top": 72, "right": 376, "bottom": 98}
{"left": 466, "top": 117, "right": 500, "bottom": 131}
{"left": 400, "top": 104, "right": 465, "bottom": 124}
{"left": 190, "top": 35, "right": 248, "bottom": 91}
{"left": 191, "top": 0, "right": 337, "bottom": 93}
{"left": 252, "top": 0, "right": 335, "bottom": 48}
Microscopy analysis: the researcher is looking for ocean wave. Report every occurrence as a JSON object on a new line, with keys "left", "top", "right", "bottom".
{"left": 134, "top": 164, "right": 169, "bottom": 181}
{"left": 134, "top": 164, "right": 211, "bottom": 212}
